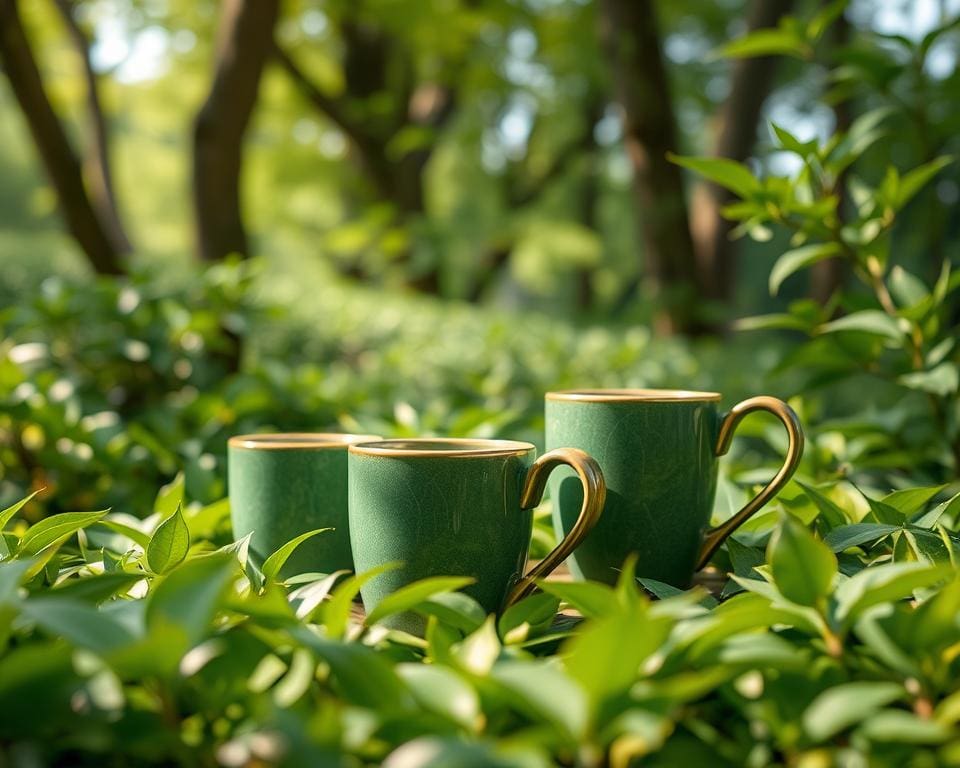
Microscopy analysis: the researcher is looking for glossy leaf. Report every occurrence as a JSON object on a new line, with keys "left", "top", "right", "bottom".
{"left": 146, "top": 503, "right": 190, "bottom": 574}
{"left": 768, "top": 515, "right": 837, "bottom": 607}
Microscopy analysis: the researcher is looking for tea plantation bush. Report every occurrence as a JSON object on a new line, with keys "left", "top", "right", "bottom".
{"left": 3, "top": 45, "right": 960, "bottom": 766}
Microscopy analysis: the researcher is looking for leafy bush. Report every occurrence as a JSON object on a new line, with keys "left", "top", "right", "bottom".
{"left": 1, "top": 262, "right": 723, "bottom": 517}
{"left": 1, "top": 476, "right": 960, "bottom": 767}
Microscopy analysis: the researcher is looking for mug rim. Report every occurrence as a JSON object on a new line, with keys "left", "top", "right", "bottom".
{"left": 228, "top": 432, "right": 383, "bottom": 450}
{"left": 546, "top": 388, "right": 721, "bottom": 403}
{"left": 349, "top": 438, "right": 535, "bottom": 458}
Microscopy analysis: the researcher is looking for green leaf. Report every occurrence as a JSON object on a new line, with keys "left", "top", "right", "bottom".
{"left": 882, "top": 485, "right": 948, "bottom": 516}
{"left": 492, "top": 660, "right": 588, "bottom": 740}
{"left": 898, "top": 363, "right": 959, "bottom": 396}
{"left": 824, "top": 524, "right": 899, "bottom": 552}
{"left": 806, "top": 0, "right": 847, "bottom": 41}
{"left": 396, "top": 663, "right": 479, "bottom": 730}
{"left": 913, "top": 493, "right": 960, "bottom": 529}
{"left": 18, "top": 511, "right": 109, "bottom": 557}
{"left": 860, "top": 710, "right": 952, "bottom": 744}
{"left": 324, "top": 561, "right": 400, "bottom": 640}
{"left": 538, "top": 580, "right": 619, "bottom": 618}
{"left": 145, "top": 553, "right": 237, "bottom": 651}
{"left": 768, "top": 514, "right": 837, "bottom": 607}
{"left": 498, "top": 592, "right": 560, "bottom": 643}
{"left": 261, "top": 528, "right": 331, "bottom": 581}
{"left": 769, "top": 243, "right": 842, "bottom": 295}
{"left": 819, "top": 310, "right": 905, "bottom": 341}
{"left": 291, "top": 627, "right": 411, "bottom": 713}
{"left": 668, "top": 154, "right": 760, "bottom": 198}
{"left": 415, "top": 592, "right": 486, "bottom": 634}
{"left": 771, "top": 123, "right": 818, "bottom": 156}
{"left": 834, "top": 561, "right": 953, "bottom": 626}
{"left": 564, "top": 605, "right": 670, "bottom": 702}
{"left": 803, "top": 682, "right": 904, "bottom": 741}
{"left": 734, "top": 313, "right": 813, "bottom": 332}
{"left": 94, "top": 520, "right": 151, "bottom": 550}
{"left": 51, "top": 572, "right": 143, "bottom": 604}
{"left": 896, "top": 156, "right": 954, "bottom": 210}
{"left": 365, "top": 576, "right": 475, "bottom": 627}
{"left": 716, "top": 26, "right": 812, "bottom": 60}
{"left": 21, "top": 597, "right": 137, "bottom": 654}
{"left": 154, "top": 472, "right": 184, "bottom": 519}
{"left": 888, "top": 266, "right": 929, "bottom": 308}
{"left": 797, "top": 482, "right": 851, "bottom": 527}
{"left": 638, "top": 578, "right": 717, "bottom": 608}
{"left": 0, "top": 491, "right": 41, "bottom": 532}
{"left": 146, "top": 503, "right": 190, "bottom": 574}
{"left": 453, "top": 616, "right": 501, "bottom": 676}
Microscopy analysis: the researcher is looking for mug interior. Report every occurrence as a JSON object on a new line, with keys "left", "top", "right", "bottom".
{"left": 350, "top": 438, "right": 534, "bottom": 457}
{"left": 546, "top": 388, "right": 721, "bottom": 402}
{"left": 228, "top": 432, "right": 382, "bottom": 450}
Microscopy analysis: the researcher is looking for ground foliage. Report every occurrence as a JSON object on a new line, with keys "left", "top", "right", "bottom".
{"left": 2, "top": 4, "right": 960, "bottom": 766}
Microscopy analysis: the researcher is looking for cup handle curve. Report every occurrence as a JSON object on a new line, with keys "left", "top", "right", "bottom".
{"left": 697, "top": 396, "right": 804, "bottom": 570}
{"left": 505, "top": 448, "right": 606, "bottom": 606}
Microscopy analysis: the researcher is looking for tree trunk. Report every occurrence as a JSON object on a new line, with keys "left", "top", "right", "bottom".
{"left": 192, "top": 0, "right": 279, "bottom": 262}
{"left": 54, "top": 0, "right": 131, "bottom": 254}
{"left": 811, "top": 4, "right": 850, "bottom": 305}
{"left": 0, "top": 0, "right": 125, "bottom": 275}
{"left": 691, "top": 0, "right": 795, "bottom": 307}
{"left": 598, "top": 0, "right": 701, "bottom": 335}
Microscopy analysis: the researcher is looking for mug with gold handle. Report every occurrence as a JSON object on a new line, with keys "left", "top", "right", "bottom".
{"left": 348, "top": 438, "right": 605, "bottom": 632}
{"left": 545, "top": 390, "right": 803, "bottom": 587}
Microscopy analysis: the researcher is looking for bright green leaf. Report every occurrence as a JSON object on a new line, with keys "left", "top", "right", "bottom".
{"left": 146, "top": 503, "right": 190, "bottom": 574}
{"left": 768, "top": 514, "right": 837, "bottom": 607}
{"left": 261, "top": 528, "right": 331, "bottom": 581}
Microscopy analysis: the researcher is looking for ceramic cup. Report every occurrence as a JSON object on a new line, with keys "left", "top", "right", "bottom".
{"left": 228, "top": 432, "right": 381, "bottom": 578}
{"left": 546, "top": 390, "right": 803, "bottom": 587}
{"left": 348, "top": 438, "right": 606, "bottom": 626}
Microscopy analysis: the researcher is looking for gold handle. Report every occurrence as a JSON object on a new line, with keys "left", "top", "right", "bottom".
{"left": 506, "top": 448, "right": 606, "bottom": 606}
{"left": 697, "top": 396, "right": 804, "bottom": 569}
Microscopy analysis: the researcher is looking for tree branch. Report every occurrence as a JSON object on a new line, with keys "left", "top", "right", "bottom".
{"left": 691, "top": 0, "right": 795, "bottom": 305}
{"left": 192, "top": 0, "right": 279, "bottom": 262}
{"left": 272, "top": 43, "right": 395, "bottom": 204}
{"left": 599, "top": 0, "right": 701, "bottom": 334}
{"left": 53, "top": 0, "right": 131, "bottom": 253}
{"left": 0, "top": 0, "right": 124, "bottom": 274}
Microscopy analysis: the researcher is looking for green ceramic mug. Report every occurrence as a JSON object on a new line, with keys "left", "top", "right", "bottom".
{"left": 348, "top": 438, "right": 606, "bottom": 625}
{"left": 228, "top": 432, "right": 381, "bottom": 578}
{"left": 546, "top": 389, "right": 804, "bottom": 587}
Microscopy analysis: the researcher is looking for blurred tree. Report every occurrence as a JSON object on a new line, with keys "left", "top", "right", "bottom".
{"left": 691, "top": 0, "right": 795, "bottom": 308}
{"left": 275, "top": 0, "right": 463, "bottom": 292}
{"left": 0, "top": 0, "right": 127, "bottom": 274}
{"left": 599, "top": 0, "right": 699, "bottom": 335}
{"left": 193, "top": 0, "right": 280, "bottom": 262}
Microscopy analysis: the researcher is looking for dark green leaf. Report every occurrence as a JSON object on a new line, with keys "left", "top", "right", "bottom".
{"left": 824, "top": 524, "right": 900, "bottom": 552}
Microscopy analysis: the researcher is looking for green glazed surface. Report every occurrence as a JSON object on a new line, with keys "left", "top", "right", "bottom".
{"left": 349, "top": 444, "right": 536, "bottom": 629}
{"left": 229, "top": 438, "right": 363, "bottom": 578}
{"left": 546, "top": 397, "right": 719, "bottom": 587}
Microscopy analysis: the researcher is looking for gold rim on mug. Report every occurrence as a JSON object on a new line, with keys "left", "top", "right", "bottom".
{"left": 228, "top": 433, "right": 383, "bottom": 451}
{"left": 546, "top": 388, "right": 722, "bottom": 403}
{"left": 349, "top": 438, "right": 535, "bottom": 458}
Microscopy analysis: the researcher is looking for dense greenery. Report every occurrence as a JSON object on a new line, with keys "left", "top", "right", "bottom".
{"left": 2, "top": 0, "right": 960, "bottom": 765}
{"left": 2, "top": 475, "right": 960, "bottom": 766}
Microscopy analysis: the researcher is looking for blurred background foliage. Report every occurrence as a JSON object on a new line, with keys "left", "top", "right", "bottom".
{"left": 0, "top": 0, "right": 958, "bottom": 516}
